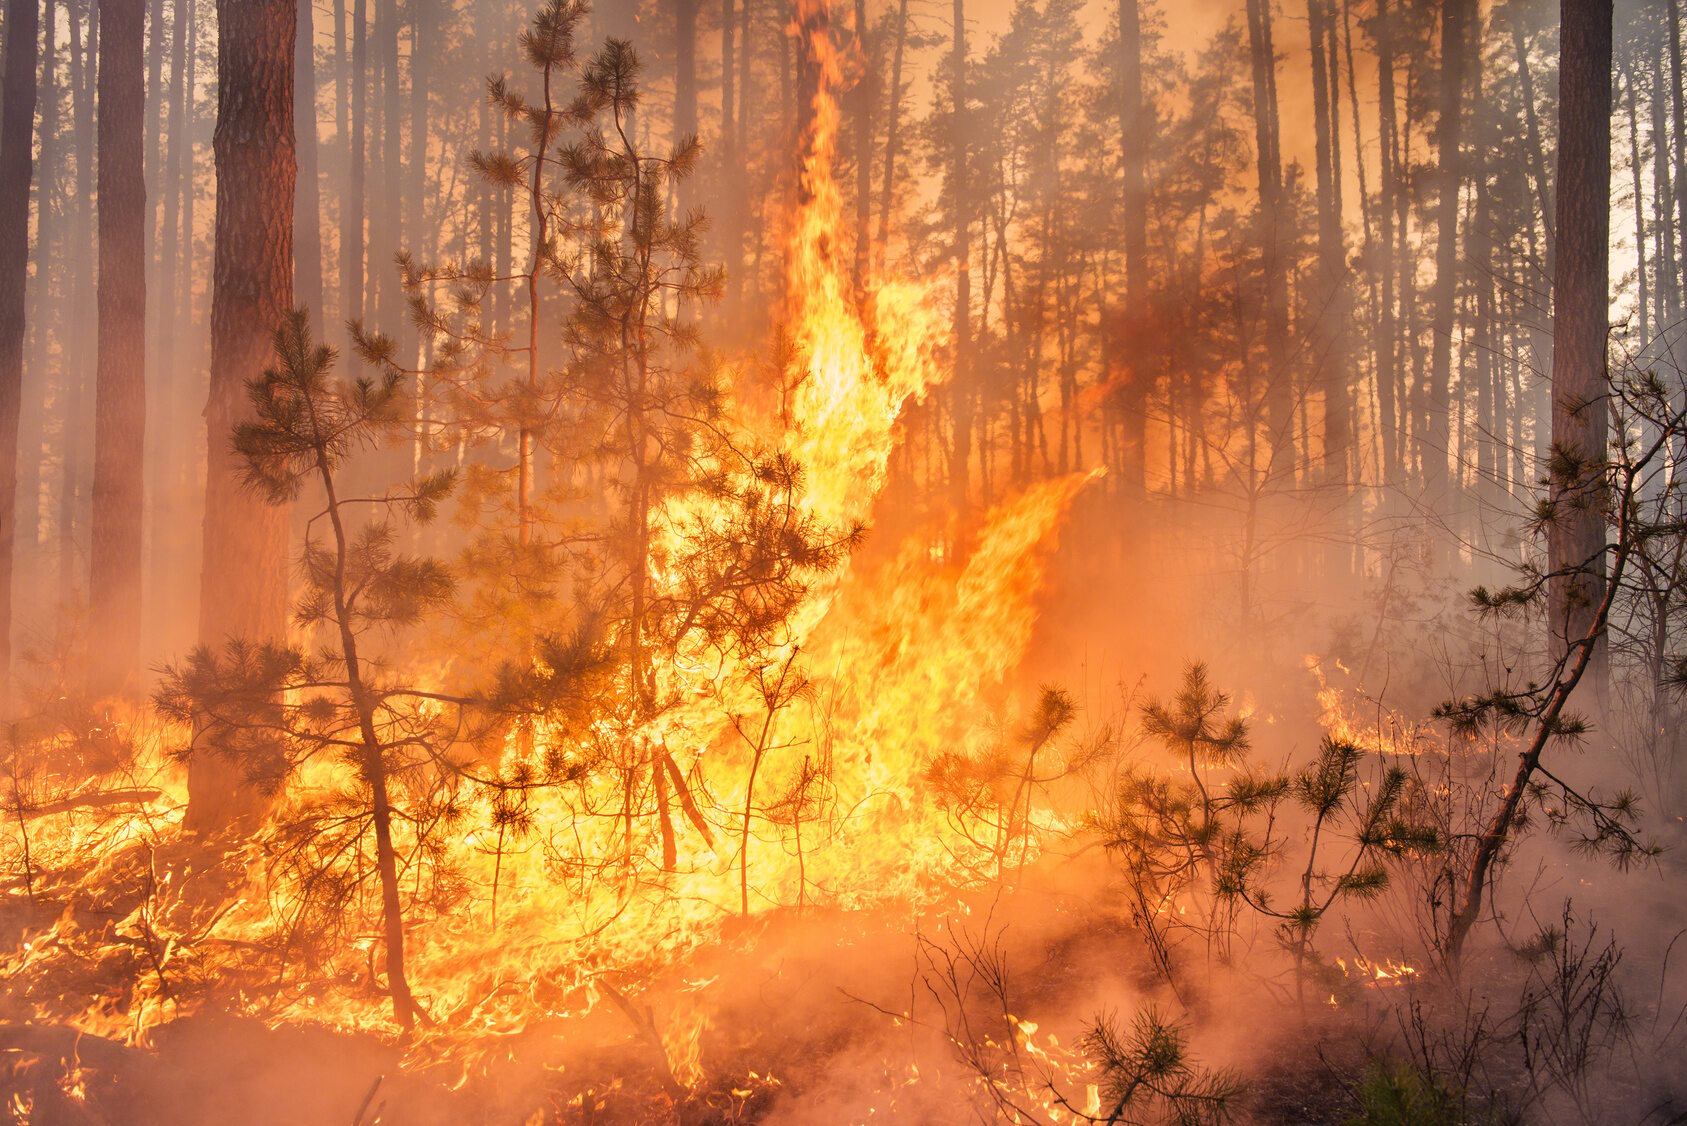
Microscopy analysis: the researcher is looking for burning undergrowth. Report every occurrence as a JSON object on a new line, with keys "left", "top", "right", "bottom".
{"left": 4, "top": 3, "right": 1686, "bottom": 1124}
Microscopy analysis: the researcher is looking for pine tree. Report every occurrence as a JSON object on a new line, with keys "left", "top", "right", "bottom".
{"left": 160, "top": 311, "right": 457, "bottom": 1030}
{"left": 0, "top": 0, "right": 39, "bottom": 704}
{"left": 189, "top": 0, "right": 297, "bottom": 832}
{"left": 90, "top": 0, "right": 148, "bottom": 695}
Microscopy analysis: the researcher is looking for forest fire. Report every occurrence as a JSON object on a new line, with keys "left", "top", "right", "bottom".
{"left": 3, "top": 0, "right": 1687, "bottom": 1120}
{"left": 5, "top": 0, "right": 1102, "bottom": 1113}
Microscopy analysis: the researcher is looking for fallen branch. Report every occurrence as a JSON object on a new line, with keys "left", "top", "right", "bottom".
{"left": 21, "top": 788, "right": 166, "bottom": 820}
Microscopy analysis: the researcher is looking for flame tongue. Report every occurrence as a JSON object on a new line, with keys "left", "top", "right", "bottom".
{"left": 783, "top": 0, "right": 940, "bottom": 545}
{"left": 4, "top": 0, "right": 1101, "bottom": 1070}
{"left": 383, "top": 0, "right": 1099, "bottom": 1042}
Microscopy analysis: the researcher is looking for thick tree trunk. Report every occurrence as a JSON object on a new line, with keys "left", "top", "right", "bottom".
{"left": 188, "top": 0, "right": 296, "bottom": 832}
{"left": 1425, "top": 0, "right": 1468, "bottom": 502}
{"left": 1548, "top": 0, "right": 1612, "bottom": 686}
{"left": 0, "top": 0, "right": 39, "bottom": 704}
{"left": 90, "top": 0, "right": 147, "bottom": 696}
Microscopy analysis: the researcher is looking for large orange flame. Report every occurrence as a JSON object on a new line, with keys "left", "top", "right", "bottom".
{"left": 2, "top": 0, "right": 1102, "bottom": 1076}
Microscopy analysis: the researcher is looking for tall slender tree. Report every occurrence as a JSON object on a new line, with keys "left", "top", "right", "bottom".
{"left": 674, "top": 0, "right": 699, "bottom": 214}
{"left": 1670, "top": 0, "right": 1687, "bottom": 310}
{"left": 1425, "top": 0, "right": 1468, "bottom": 502}
{"left": 345, "top": 0, "right": 367, "bottom": 328}
{"left": 875, "top": 0, "right": 907, "bottom": 270}
{"left": 1307, "top": 0, "right": 1349, "bottom": 488}
{"left": 1373, "top": 0, "right": 1401, "bottom": 487}
{"left": 295, "top": 0, "right": 324, "bottom": 330}
{"left": 20, "top": 0, "right": 59, "bottom": 637}
{"left": 1244, "top": 0, "right": 1292, "bottom": 479}
{"left": 61, "top": 0, "right": 95, "bottom": 625}
{"left": 189, "top": 0, "right": 297, "bottom": 830}
{"left": 1116, "top": 0, "right": 1149, "bottom": 498}
{"left": 0, "top": 0, "right": 40, "bottom": 703}
{"left": 950, "top": 0, "right": 972, "bottom": 512}
{"left": 90, "top": 0, "right": 148, "bottom": 695}
{"left": 408, "top": 0, "right": 428, "bottom": 293}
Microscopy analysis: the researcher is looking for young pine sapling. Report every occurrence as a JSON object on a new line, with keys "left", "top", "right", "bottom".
{"left": 158, "top": 312, "right": 459, "bottom": 1030}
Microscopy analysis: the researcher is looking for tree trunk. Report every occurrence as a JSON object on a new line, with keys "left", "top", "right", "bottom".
{"left": 146, "top": 0, "right": 190, "bottom": 660}
{"left": 1425, "top": 0, "right": 1468, "bottom": 502}
{"left": 313, "top": 453, "right": 416, "bottom": 1028}
{"left": 1511, "top": 17, "right": 1555, "bottom": 270}
{"left": 673, "top": 0, "right": 698, "bottom": 138}
{"left": 143, "top": 0, "right": 162, "bottom": 301}
{"left": 0, "top": 0, "right": 39, "bottom": 703}
{"left": 950, "top": 0, "right": 970, "bottom": 513}
{"left": 1472, "top": 105, "right": 1498, "bottom": 490}
{"left": 1116, "top": 0, "right": 1148, "bottom": 498}
{"left": 345, "top": 0, "right": 365, "bottom": 328}
{"left": 1244, "top": 0, "right": 1292, "bottom": 481}
{"left": 724, "top": 0, "right": 753, "bottom": 306}
{"left": 875, "top": 0, "right": 906, "bottom": 269}
{"left": 90, "top": 0, "right": 147, "bottom": 696}
{"left": 851, "top": 0, "right": 870, "bottom": 291}
{"left": 295, "top": 0, "right": 323, "bottom": 330}
{"left": 720, "top": 0, "right": 734, "bottom": 164}
{"left": 20, "top": 0, "right": 57, "bottom": 647}
{"left": 377, "top": 0, "right": 399, "bottom": 327}
{"left": 189, "top": 0, "right": 296, "bottom": 832}
{"left": 1670, "top": 0, "right": 1687, "bottom": 311}
{"left": 1623, "top": 61, "right": 1647, "bottom": 347}
{"left": 60, "top": 0, "right": 96, "bottom": 628}
{"left": 1548, "top": 0, "right": 1611, "bottom": 687}
{"left": 1307, "top": 0, "right": 1348, "bottom": 488}
{"left": 159, "top": 0, "right": 185, "bottom": 381}
{"left": 1374, "top": 0, "right": 1400, "bottom": 486}
{"left": 409, "top": 0, "right": 427, "bottom": 254}
{"left": 1648, "top": 32, "right": 1676, "bottom": 325}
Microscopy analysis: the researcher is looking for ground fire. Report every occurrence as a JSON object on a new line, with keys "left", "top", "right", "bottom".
{"left": 1, "top": 0, "right": 1685, "bottom": 1122}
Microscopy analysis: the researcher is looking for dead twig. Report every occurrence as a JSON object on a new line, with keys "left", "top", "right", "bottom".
{"left": 597, "top": 978, "right": 687, "bottom": 1099}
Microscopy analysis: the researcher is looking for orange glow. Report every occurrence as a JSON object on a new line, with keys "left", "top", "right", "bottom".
{"left": 1, "top": 0, "right": 1099, "bottom": 1081}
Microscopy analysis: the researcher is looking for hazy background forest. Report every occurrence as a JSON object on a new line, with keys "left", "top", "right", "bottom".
{"left": 0, "top": 0, "right": 1684, "bottom": 1120}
